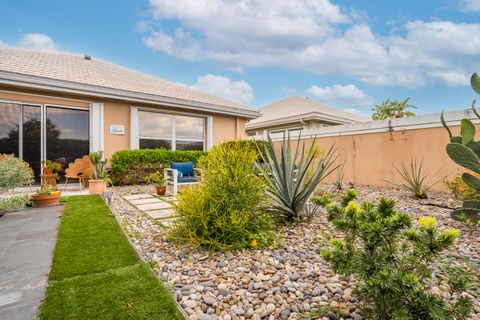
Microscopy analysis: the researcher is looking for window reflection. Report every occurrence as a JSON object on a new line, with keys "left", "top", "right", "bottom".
{"left": 139, "top": 111, "right": 172, "bottom": 138}
{"left": 22, "top": 106, "right": 41, "bottom": 178}
{"left": 138, "top": 111, "right": 205, "bottom": 151}
{"left": 46, "top": 107, "right": 90, "bottom": 174}
{"left": 0, "top": 103, "right": 20, "bottom": 156}
{"left": 176, "top": 115, "right": 204, "bottom": 140}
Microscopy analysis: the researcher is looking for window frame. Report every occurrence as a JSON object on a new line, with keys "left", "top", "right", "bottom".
{"left": 137, "top": 109, "right": 207, "bottom": 151}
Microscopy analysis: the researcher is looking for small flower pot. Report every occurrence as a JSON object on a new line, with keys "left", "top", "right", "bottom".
{"left": 89, "top": 179, "right": 106, "bottom": 195}
{"left": 156, "top": 185, "right": 167, "bottom": 196}
{"left": 31, "top": 193, "right": 61, "bottom": 207}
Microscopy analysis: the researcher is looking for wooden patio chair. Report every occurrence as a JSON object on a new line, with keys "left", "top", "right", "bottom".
{"left": 64, "top": 155, "right": 94, "bottom": 190}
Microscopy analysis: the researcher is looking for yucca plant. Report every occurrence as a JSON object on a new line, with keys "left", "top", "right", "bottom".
{"left": 388, "top": 159, "right": 443, "bottom": 199}
{"left": 257, "top": 134, "right": 337, "bottom": 222}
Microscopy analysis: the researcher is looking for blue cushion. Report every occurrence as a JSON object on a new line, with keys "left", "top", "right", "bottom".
{"left": 171, "top": 162, "right": 194, "bottom": 176}
{"left": 178, "top": 177, "right": 197, "bottom": 183}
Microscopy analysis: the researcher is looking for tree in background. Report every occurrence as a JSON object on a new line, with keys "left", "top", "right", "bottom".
{"left": 371, "top": 98, "right": 416, "bottom": 120}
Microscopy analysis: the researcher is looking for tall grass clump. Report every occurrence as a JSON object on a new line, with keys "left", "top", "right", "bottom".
{"left": 388, "top": 159, "right": 442, "bottom": 199}
{"left": 170, "top": 140, "right": 275, "bottom": 250}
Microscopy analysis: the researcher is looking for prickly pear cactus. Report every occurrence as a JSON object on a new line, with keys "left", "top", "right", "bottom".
{"left": 441, "top": 73, "right": 480, "bottom": 224}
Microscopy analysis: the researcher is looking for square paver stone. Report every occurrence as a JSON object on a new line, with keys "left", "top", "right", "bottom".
{"left": 147, "top": 209, "right": 176, "bottom": 219}
{"left": 129, "top": 197, "right": 159, "bottom": 205}
{"left": 123, "top": 194, "right": 153, "bottom": 200}
{"left": 136, "top": 202, "right": 172, "bottom": 211}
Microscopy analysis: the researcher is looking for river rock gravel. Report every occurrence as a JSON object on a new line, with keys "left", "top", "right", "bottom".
{"left": 109, "top": 185, "right": 480, "bottom": 320}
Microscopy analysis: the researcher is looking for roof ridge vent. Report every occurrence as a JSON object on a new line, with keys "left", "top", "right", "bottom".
{"left": 84, "top": 54, "right": 91, "bottom": 61}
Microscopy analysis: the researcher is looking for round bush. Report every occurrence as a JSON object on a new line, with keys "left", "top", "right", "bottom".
{"left": 170, "top": 140, "right": 275, "bottom": 250}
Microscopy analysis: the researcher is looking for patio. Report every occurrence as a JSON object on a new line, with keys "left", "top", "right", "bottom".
{"left": 0, "top": 206, "right": 61, "bottom": 320}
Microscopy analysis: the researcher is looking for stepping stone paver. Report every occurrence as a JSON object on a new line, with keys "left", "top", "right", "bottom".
{"left": 137, "top": 202, "right": 172, "bottom": 211}
{"left": 129, "top": 197, "right": 160, "bottom": 205}
{"left": 147, "top": 209, "right": 176, "bottom": 219}
{"left": 122, "top": 194, "right": 177, "bottom": 229}
{"left": 123, "top": 194, "right": 153, "bottom": 200}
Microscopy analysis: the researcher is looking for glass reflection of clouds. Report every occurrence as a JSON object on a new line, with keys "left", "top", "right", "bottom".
{"left": 176, "top": 115, "right": 204, "bottom": 140}
{"left": 138, "top": 110, "right": 205, "bottom": 151}
{"left": 139, "top": 112, "right": 172, "bottom": 138}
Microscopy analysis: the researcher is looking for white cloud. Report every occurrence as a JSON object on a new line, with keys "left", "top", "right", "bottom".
{"left": 191, "top": 74, "right": 254, "bottom": 104}
{"left": 342, "top": 107, "right": 368, "bottom": 117}
{"left": 306, "top": 84, "right": 374, "bottom": 107}
{"left": 17, "top": 33, "right": 56, "bottom": 51}
{"left": 142, "top": 0, "right": 480, "bottom": 88}
{"left": 460, "top": 0, "right": 480, "bottom": 12}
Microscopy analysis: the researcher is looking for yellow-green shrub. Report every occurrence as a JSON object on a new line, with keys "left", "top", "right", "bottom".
{"left": 444, "top": 173, "right": 480, "bottom": 201}
{"left": 170, "top": 140, "right": 274, "bottom": 250}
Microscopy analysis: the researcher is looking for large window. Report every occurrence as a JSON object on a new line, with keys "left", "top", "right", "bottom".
{"left": 139, "top": 111, "right": 205, "bottom": 151}
{"left": 0, "top": 102, "right": 90, "bottom": 180}
{"left": 46, "top": 107, "right": 90, "bottom": 171}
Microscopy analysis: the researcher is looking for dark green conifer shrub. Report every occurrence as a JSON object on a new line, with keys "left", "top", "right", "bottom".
{"left": 319, "top": 191, "right": 474, "bottom": 319}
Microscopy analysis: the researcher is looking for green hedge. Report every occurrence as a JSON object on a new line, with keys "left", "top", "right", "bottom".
{"left": 110, "top": 149, "right": 207, "bottom": 185}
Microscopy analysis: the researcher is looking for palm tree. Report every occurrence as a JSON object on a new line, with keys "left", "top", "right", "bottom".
{"left": 371, "top": 98, "right": 416, "bottom": 120}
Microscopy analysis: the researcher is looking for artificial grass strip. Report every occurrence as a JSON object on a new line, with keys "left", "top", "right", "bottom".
{"left": 40, "top": 263, "right": 182, "bottom": 320}
{"left": 48, "top": 195, "right": 139, "bottom": 280}
{"left": 40, "top": 195, "right": 183, "bottom": 320}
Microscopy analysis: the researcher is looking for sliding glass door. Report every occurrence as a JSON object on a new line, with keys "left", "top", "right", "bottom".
{"left": 22, "top": 105, "right": 42, "bottom": 178}
{"left": 45, "top": 107, "right": 90, "bottom": 174}
{"left": 0, "top": 103, "right": 21, "bottom": 157}
{"left": 0, "top": 102, "right": 89, "bottom": 181}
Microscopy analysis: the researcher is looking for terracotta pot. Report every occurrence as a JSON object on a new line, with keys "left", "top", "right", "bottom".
{"left": 89, "top": 180, "right": 106, "bottom": 195}
{"left": 31, "top": 193, "right": 61, "bottom": 207}
{"left": 156, "top": 185, "right": 167, "bottom": 196}
{"left": 43, "top": 167, "right": 53, "bottom": 175}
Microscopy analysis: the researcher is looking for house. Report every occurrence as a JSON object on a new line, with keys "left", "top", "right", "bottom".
{"left": 0, "top": 47, "right": 259, "bottom": 177}
{"left": 246, "top": 96, "right": 367, "bottom": 137}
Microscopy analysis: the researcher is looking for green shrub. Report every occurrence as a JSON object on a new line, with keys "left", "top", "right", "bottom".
{"left": 170, "top": 140, "right": 275, "bottom": 250}
{"left": 319, "top": 191, "right": 474, "bottom": 319}
{"left": 444, "top": 173, "right": 480, "bottom": 201}
{"left": 219, "top": 139, "right": 271, "bottom": 163}
{"left": 0, "top": 154, "right": 34, "bottom": 192}
{"left": 0, "top": 194, "right": 30, "bottom": 213}
{"left": 110, "top": 149, "right": 207, "bottom": 185}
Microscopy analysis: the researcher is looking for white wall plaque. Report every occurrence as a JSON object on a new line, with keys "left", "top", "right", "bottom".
{"left": 110, "top": 124, "right": 125, "bottom": 135}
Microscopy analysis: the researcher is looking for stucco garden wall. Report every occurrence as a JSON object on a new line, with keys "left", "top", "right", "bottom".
{"left": 267, "top": 109, "right": 479, "bottom": 192}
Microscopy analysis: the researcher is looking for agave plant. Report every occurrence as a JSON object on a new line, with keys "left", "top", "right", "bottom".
{"left": 257, "top": 134, "right": 337, "bottom": 222}
{"left": 388, "top": 159, "right": 443, "bottom": 199}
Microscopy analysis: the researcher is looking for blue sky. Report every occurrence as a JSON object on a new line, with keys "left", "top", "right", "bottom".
{"left": 1, "top": 0, "right": 479, "bottom": 116}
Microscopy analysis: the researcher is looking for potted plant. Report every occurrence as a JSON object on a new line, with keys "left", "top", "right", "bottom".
{"left": 41, "top": 160, "right": 63, "bottom": 187}
{"left": 88, "top": 151, "right": 112, "bottom": 195}
{"left": 144, "top": 171, "right": 167, "bottom": 196}
{"left": 41, "top": 160, "right": 62, "bottom": 175}
{"left": 31, "top": 186, "right": 61, "bottom": 207}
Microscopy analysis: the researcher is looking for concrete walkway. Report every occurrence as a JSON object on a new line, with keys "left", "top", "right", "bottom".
{"left": 0, "top": 206, "right": 62, "bottom": 320}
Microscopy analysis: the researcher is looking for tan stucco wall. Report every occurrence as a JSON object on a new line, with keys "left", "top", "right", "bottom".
{"left": 103, "top": 101, "right": 131, "bottom": 159}
{"left": 212, "top": 115, "right": 237, "bottom": 144}
{"left": 0, "top": 86, "right": 90, "bottom": 108}
{"left": 275, "top": 125, "right": 468, "bottom": 192}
